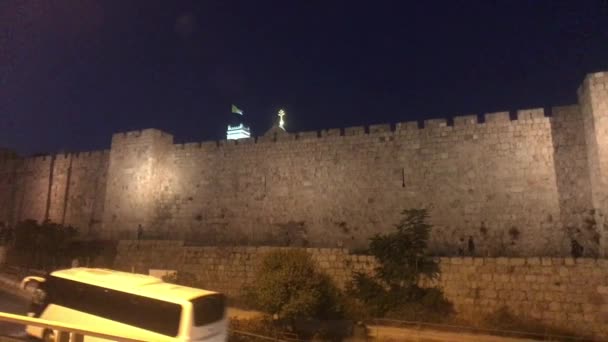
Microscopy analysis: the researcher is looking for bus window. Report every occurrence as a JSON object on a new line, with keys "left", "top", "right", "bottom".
{"left": 191, "top": 294, "right": 226, "bottom": 326}
{"left": 47, "top": 276, "right": 182, "bottom": 337}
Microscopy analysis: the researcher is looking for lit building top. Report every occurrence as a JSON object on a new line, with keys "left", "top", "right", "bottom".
{"left": 227, "top": 123, "right": 251, "bottom": 140}
{"left": 226, "top": 104, "right": 251, "bottom": 140}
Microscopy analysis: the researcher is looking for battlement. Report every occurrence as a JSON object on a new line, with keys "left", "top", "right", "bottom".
{"left": 54, "top": 150, "right": 110, "bottom": 160}
{"left": 24, "top": 154, "right": 52, "bottom": 164}
{"left": 578, "top": 71, "right": 608, "bottom": 95}
{"left": 22, "top": 150, "right": 111, "bottom": 164}
{"left": 111, "top": 128, "right": 174, "bottom": 146}
{"left": 162, "top": 105, "right": 565, "bottom": 154}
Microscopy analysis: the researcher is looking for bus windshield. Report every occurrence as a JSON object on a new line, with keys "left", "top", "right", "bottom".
{"left": 47, "top": 276, "right": 182, "bottom": 337}
{"left": 191, "top": 294, "right": 226, "bottom": 326}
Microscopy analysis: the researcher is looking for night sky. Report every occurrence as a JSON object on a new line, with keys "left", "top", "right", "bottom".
{"left": 1, "top": 1, "right": 608, "bottom": 155}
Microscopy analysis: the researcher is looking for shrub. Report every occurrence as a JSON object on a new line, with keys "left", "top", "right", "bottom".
{"left": 7, "top": 219, "right": 78, "bottom": 270}
{"left": 347, "top": 209, "right": 452, "bottom": 321}
{"left": 369, "top": 208, "right": 439, "bottom": 287}
{"left": 247, "top": 249, "right": 342, "bottom": 322}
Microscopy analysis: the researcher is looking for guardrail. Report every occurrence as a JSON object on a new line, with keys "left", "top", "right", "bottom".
{"left": 0, "top": 312, "right": 149, "bottom": 342}
{"left": 365, "top": 317, "right": 595, "bottom": 342}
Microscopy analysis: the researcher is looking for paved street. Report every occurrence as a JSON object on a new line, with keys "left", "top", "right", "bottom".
{"left": 0, "top": 289, "right": 28, "bottom": 339}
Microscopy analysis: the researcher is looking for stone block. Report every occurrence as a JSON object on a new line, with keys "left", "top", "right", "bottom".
{"left": 526, "top": 257, "right": 540, "bottom": 266}
{"left": 497, "top": 257, "right": 509, "bottom": 265}
{"left": 509, "top": 258, "right": 525, "bottom": 266}
{"left": 451, "top": 258, "right": 463, "bottom": 265}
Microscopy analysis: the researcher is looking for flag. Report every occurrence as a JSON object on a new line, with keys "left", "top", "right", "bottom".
{"left": 231, "top": 104, "right": 244, "bottom": 115}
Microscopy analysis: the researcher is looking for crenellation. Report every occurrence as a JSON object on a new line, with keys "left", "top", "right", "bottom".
{"left": 218, "top": 139, "right": 236, "bottom": 147}
{"left": 395, "top": 121, "right": 419, "bottom": 131}
{"left": 453, "top": 115, "right": 478, "bottom": 127}
{"left": 199, "top": 141, "right": 219, "bottom": 149}
{"left": 321, "top": 128, "right": 341, "bottom": 137}
{"left": 517, "top": 108, "right": 545, "bottom": 120}
{"left": 343, "top": 126, "right": 365, "bottom": 136}
{"left": 111, "top": 128, "right": 173, "bottom": 145}
{"left": 237, "top": 137, "right": 255, "bottom": 145}
{"left": 255, "top": 135, "right": 275, "bottom": 143}
{"left": 368, "top": 123, "right": 391, "bottom": 133}
{"left": 423, "top": 118, "right": 448, "bottom": 128}
{"left": 275, "top": 132, "right": 296, "bottom": 142}
{"left": 69, "top": 150, "right": 109, "bottom": 159}
{"left": 296, "top": 130, "right": 320, "bottom": 139}
{"left": 484, "top": 111, "right": 511, "bottom": 124}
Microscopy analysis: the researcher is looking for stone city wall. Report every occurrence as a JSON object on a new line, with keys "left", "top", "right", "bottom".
{"left": 0, "top": 151, "right": 109, "bottom": 234}
{"left": 114, "top": 241, "right": 608, "bottom": 339}
{"left": 150, "top": 106, "right": 586, "bottom": 256}
{"left": 0, "top": 71, "right": 607, "bottom": 256}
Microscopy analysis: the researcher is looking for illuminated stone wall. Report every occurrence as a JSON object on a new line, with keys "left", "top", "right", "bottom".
{"left": 579, "top": 72, "right": 608, "bottom": 257}
{"left": 0, "top": 154, "right": 19, "bottom": 226}
{"left": 0, "top": 152, "right": 109, "bottom": 233}
{"left": 114, "top": 241, "right": 608, "bottom": 339}
{"left": 158, "top": 109, "right": 579, "bottom": 256}
{"left": 101, "top": 129, "right": 173, "bottom": 238}
{"left": 46, "top": 152, "right": 110, "bottom": 234}
{"left": 12, "top": 157, "right": 54, "bottom": 223}
{"left": 0, "top": 71, "right": 607, "bottom": 256}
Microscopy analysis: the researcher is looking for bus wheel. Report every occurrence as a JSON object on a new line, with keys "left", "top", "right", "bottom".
{"left": 42, "top": 329, "right": 55, "bottom": 342}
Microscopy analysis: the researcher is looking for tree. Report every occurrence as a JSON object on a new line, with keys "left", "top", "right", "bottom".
{"left": 247, "top": 250, "right": 341, "bottom": 322}
{"left": 369, "top": 208, "right": 438, "bottom": 288}
{"left": 8, "top": 220, "right": 78, "bottom": 270}
{"left": 348, "top": 209, "right": 452, "bottom": 321}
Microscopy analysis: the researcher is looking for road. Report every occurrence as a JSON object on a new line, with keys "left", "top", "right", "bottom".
{"left": 0, "top": 289, "right": 28, "bottom": 339}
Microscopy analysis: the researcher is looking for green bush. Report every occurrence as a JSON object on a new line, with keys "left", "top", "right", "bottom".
{"left": 368, "top": 208, "right": 439, "bottom": 287}
{"left": 347, "top": 209, "right": 453, "bottom": 322}
{"left": 7, "top": 219, "right": 78, "bottom": 270}
{"left": 247, "top": 249, "right": 343, "bottom": 322}
{"left": 384, "top": 287, "right": 453, "bottom": 322}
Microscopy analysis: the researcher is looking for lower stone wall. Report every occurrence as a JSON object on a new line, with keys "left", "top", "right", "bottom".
{"left": 113, "top": 241, "right": 372, "bottom": 295}
{"left": 114, "top": 241, "right": 608, "bottom": 339}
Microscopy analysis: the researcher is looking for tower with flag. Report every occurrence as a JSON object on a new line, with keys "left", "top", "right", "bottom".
{"left": 226, "top": 104, "right": 251, "bottom": 140}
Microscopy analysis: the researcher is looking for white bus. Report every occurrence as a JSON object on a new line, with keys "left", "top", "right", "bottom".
{"left": 20, "top": 268, "right": 227, "bottom": 342}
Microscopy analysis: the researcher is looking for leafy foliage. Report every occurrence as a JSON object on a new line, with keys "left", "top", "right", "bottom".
{"left": 246, "top": 250, "right": 343, "bottom": 322}
{"left": 7, "top": 220, "right": 79, "bottom": 270}
{"left": 369, "top": 209, "right": 438, "bottom": 287}
{"left": 347, "top": 273, "right": 388, "bottom": 317}
{"left": 348, "top": 209, "right": 452, "bottom": 321}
